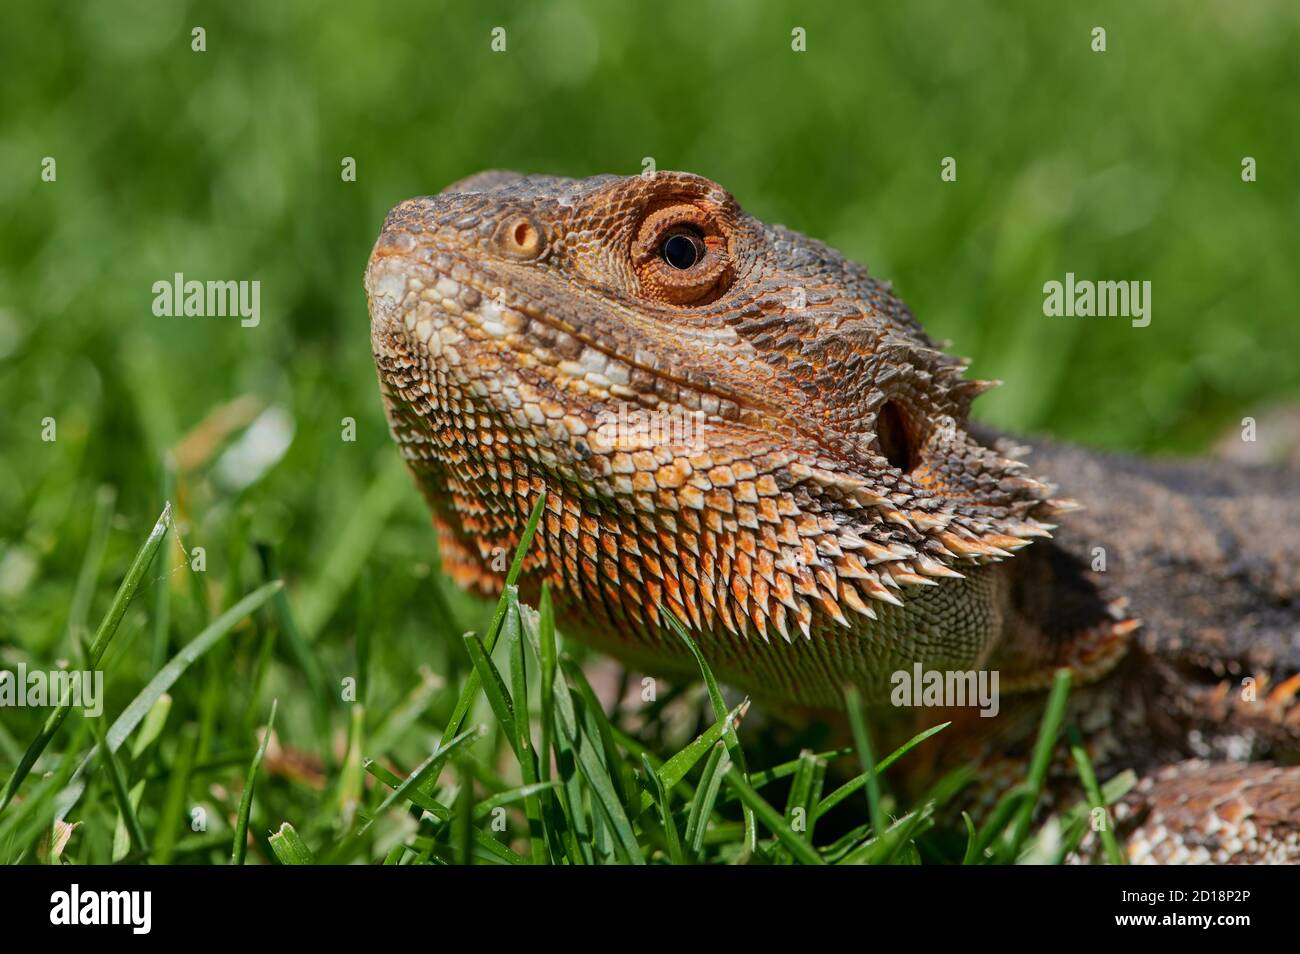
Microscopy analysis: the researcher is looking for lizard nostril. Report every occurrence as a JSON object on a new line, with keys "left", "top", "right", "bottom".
{"left": 496, "top": 214, "right": 544, "bottom": 260}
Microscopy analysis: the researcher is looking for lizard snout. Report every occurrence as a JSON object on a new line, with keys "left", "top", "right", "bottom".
{"left": 363, "top": 247, "right": 415, "bottom": 336}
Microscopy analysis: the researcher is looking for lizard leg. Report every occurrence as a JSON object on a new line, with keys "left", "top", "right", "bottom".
{"left": 990, "top": 536, "right": 1138, "bottom": 693}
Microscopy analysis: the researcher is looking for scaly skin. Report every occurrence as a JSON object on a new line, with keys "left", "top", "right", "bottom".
{"left": 366, "top": 171, "right": 1300, "bottom": 862}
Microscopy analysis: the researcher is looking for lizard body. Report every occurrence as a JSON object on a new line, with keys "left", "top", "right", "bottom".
{"left": 366, "top": 171, "right": 1300, "bottom": 862}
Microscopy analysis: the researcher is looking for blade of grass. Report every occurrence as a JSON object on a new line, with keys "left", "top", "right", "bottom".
{"left": 353, "top": 727, "right": 481, "bottom": 841}
{"left": 63, "top": 484, "right": 117, "bottom": 657}
{"left": 637, "top": 699, "right": 746, "bottom": 815}
{"left": 536, "top": 585, "right": 558, "bottom": 791}
{"left": 1067, "top": 724, "right": 1125, "bottom": 865}
{"left": 684, "top": 742, "right": 728, "bottom": 857}
{"left": 472, "top": 781, "right": 561, "bottom": 822}
{"left": 421, "top": 493, "right": 546, "bottom": 797}
{"left": 337, "top": 704, "right": 365, "bottom": 825}
{"left": 111, "top": 581, "right": 282, "bottom": 758}
{"left": 371, "top": 762, "right": 553, "bottom": 824}
{"left": 221, "top": 503, "right": 253, "bottom": 613}
{"left": 1042, "top": 813, "right": 1091, "bottom": 865}
{"left": 642, "top": 754, "right": 685, "bottom": 864}
{"left": 533, "top": 584, "right": 580, "bottom": 864}
{"left": 777, "top": 749, "right": 825, "bottom": 861}
{"left": 365, "top": 761, "right": 447, "bottom": 816}
{"left": 127, "top": 693, "right": 173, "bottom": 762}
{"left": 356, "top": 577, "right": 373, "bottom": 706}
{"left": 878, "top": 765, "right": 972, "bottom": 864}
{"left": 1062, "top": 769, "right": 1137, "bottom": 825}
{"left": 562, "top": 657, "right": 638, "bottom": 814}
{"left": 834, "top": 808, "right": 929, "bottom": 865}
{"left": 243, "top": 612, "right": 278, "bottom": 740}
{"left": 551, "top": 675, "right": 644, "bottom": 864}
{"left": 91, "top": 714, "right": 149, "bottom": 859}
{"left": 151, "top": 724, "right": 197, "bottom": 864}
{"left": 462, "top": 631, "right": 516, "bottom": 751}
{"left": 813, "top": 721, "right": 950, "bottom": 821}
{"left": 231, "top": 699, "right": 277, "bottom": 864}
{"left": 722, "top": 764, "right": 823, "bottom": 865}
{"left": 506, "top": 598, "right": 547, "bottom": 864}
{"left": 662, "top": 610, "right": 757, "bottom": 852}
{"left": 268, "top": 821, "right": 315, "bottom": 865}
{"left": 111, "top": 693, "right": 172, "bottom": 861}
{"left": 1003, "top": 668, "right": 1072, "bottom": 861}
{"left": 360, "top": 760, "right": 533, "bottom": 866}
{"left": 0, "top": 502, "right": 171, "bottom": 813}
{"left": 960, "top": 811, "right": 980, "bottom": 864}
{"left": 195, "top": 643, "right": 226, "bottom": 766}
{"left": 743, "top": 746, "right": 854, "bottom": 790}
{"left": 843, "top": 686, "right": 887, "bottom": 851}
{"left": 972, "top": 785, "right": 1029, "bottom": 861}
{"left": 53, "top": 579, "right": 282, "bottom": 821}
{"left": 149, "top": 456, "right": 174, "bottom": 670}
{"left": 453, "top": 761, "right": 474, "bottom": 865}
{"left": 550, "top": 672, "right": 594, "bottom": 864}
{"left": 544, "top": 669, "right": 608, "bottom": 861}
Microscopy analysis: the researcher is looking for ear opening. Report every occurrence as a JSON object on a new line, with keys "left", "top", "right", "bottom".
{"left": 875, "top": 400, "right": 915, "bottom": 473}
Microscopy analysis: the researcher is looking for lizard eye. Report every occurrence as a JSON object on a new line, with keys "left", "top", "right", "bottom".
{"left": 633, "top": 204, "right": 732, "bottom": 305}
{"left": 661, "top": 230, "right": 703, "bottom": 269}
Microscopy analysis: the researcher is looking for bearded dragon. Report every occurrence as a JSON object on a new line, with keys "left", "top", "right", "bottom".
{"left": 366, "top": 170, "right": 1300, "bottom": 863}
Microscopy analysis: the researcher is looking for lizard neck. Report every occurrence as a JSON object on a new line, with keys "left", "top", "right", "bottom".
{"left": 989, "top": 432, "right": 1300, "bottom": 694}
{"left": 1023, "top": 437, "right": 1299, "bottom": 672}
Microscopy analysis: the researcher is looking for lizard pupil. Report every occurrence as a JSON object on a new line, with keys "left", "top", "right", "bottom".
{"left": 661, "top": 233, "right": 701, "bottom": 270}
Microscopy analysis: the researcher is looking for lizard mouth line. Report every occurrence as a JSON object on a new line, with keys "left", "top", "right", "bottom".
{"left": 376, "top": 248, "right": 783, "bottom": 427}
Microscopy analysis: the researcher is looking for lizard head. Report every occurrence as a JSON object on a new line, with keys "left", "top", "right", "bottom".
{"left": 367, "top": 171, "right": 1062, "bottom": 659}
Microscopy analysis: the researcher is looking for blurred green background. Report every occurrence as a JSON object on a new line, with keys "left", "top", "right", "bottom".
{"left": 1, "top": 0, "right": 1297, "bottom": 854}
